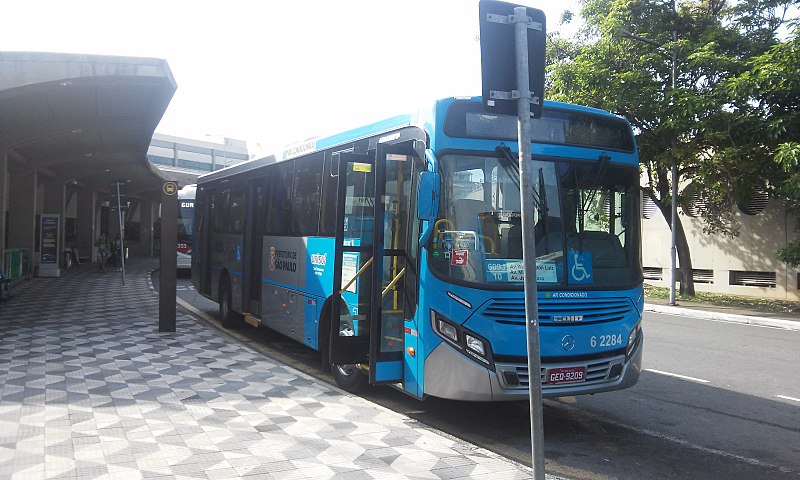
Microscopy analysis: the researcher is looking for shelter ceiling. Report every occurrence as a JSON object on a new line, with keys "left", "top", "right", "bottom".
{"left": 0, "top": 52, "right": 177, "bottom": 199}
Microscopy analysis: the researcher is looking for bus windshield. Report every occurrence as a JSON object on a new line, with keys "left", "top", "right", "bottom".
{"left": 429, "top": 154, "right": 641, "bottom": 289}
{"left": 177, "top": 185, "right": 196, "bottom": 269}
{"left": 178, "top": 200, "right": 194, "bottom": 242}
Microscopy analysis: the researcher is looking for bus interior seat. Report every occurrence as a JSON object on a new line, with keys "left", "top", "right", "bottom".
{"left": 567, "top": 230, "right": 625, "bottom": 267}
{"left": 506, "top": 223, "right": 522, "bottom": 259}
{"left": 454, "top": 199, "right": 499, "bottom": 254}
{"left": 523, "top": 216, "right": 564, "bottom": 258}
{"left": 504, "top": 216, "right": 566, "bottom": 259}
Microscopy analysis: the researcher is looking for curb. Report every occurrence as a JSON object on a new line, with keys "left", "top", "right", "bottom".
{"left": 644, "top": 303, "right": 800, "bottom": 331}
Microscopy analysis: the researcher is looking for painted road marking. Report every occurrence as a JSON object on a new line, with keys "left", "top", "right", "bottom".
{"left": 547, "top": 399, "right": 796, "bottom": 475}
{"left": 776, "top": 395, "right": 800, "bottom": 403}
{"left": 645, "top": 368, "right": 710, "bottom": 384}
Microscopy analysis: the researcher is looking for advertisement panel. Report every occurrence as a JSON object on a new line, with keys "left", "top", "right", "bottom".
{"left": 39, "top": 214, "right": 60, "bottom": 277}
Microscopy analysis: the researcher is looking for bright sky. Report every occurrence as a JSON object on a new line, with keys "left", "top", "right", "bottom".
{"left": 1, "top": 1, "right": 577, "bottom": 156}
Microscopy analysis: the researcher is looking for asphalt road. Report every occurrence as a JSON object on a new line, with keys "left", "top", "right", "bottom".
{"left": 166, "top": 273, "right": 800, "bottom": 479}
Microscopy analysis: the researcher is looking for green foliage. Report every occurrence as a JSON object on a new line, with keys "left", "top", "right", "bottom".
{"left": 548, "top": 0, "right": 800, "bottom": 218}
{"left": 776, "top": 142, "right": 800, "bottom": 171}
{"left": 777, "top": 240, "right": 800, "bottom": 267}
{"left": 546, "top": 0, "right": 800, "bottom": 275}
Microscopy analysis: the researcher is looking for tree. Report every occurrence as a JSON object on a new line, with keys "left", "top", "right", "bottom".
{"left": 725, "top": 26, "right": 800, "bottom": 266}
{"left": 546, "top": 0, "right": 798, "bottom": 295}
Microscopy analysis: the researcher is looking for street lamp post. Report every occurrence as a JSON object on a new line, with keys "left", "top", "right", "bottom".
{"left": 621, "top": 0, "right": 679, "bottom": 305}
{"left": 205, "top": 134, "right": 229, "bottom": 171}
{"left": 669, "top": 24, "right": 678, "bottom": 306}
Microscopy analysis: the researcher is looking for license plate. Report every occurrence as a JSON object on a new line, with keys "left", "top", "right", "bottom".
{"left": 547, "top": 366, "right": 586, "bottom": 384}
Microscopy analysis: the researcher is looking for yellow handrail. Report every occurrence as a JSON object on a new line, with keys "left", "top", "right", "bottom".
{"left": 339, "top": 257, "right": 374, "bottom": 294}
{"left": 481, "top": 235, "right": 496, "bottom": 253}
{"left": 381, "top": 268, "right": 405, "bottom": 298}
{"left": 434, "top": 218, "right": 454, "bottom": 232}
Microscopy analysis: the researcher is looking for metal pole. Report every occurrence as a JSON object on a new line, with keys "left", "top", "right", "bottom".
{"left": 669, "top": 2, "right": 678, "bottom": 305}
{"left": 115, "top": 182, "right": 126, "bottom": 285}
{"left": 514, "top": 6, "right": 546, "bottom": 479}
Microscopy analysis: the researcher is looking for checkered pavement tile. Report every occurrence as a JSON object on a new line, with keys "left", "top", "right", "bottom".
{"left": 0, "top": 260, "right": 533, "bottom": 479}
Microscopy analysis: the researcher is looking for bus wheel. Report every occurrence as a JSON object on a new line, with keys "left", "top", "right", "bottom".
{"left": 331, "top": 363, "right": 365, "bottom": 393}
{"left": 219, "top": 279, "right": 241, "bottom": 329}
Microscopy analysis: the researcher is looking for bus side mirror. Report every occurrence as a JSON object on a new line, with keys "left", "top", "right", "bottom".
{"left": 417, "top": 171, "right": 439, "bottom": 221}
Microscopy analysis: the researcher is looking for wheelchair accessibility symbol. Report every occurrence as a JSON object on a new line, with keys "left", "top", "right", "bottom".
{"left": 568, "top": 249, "right": 593, "bottom": 284}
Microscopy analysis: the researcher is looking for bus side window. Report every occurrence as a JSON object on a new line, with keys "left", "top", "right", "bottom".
{"left": 265, "top": 161, "right": 293, "bottom": 235}
{"left": 212, "top": 189, "right": 229, "bottom": 234}
{"left": 291, "top": 154, "right": 323, "bottom": 236}
{"left": 229, "top": 189, "right": 245, "bottom": 234}
{"left": 319, "top": 152, "right": 339, "bottom": 236}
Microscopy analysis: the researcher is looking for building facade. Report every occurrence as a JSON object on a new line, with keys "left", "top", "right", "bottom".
{"left": 148, "top": 133, "right": 249, "bottom": 177}
{"left": 642, "top": 195, "right": 800, "bottom": 301}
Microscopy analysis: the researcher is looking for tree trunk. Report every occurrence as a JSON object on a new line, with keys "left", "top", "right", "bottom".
{"left": 654, "top": 190, "right": 696, "bottom": 297}
{"left": 674, "top": 214, "right": 695, "bottom": 296}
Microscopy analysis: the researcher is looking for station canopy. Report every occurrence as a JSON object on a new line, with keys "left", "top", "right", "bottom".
{"left": 0, "top": 51, "right": 177, "bottom": 200}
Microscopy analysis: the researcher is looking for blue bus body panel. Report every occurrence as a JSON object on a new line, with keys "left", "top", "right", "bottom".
{"left": 462, "top": 288, "right": 643, "bottom": 358}
{"left": 313, "top": 115, "right": 417, "bottom": 152}
{"left": 415, "top": 251, "right": 643, "bottom": 398}
{"left": 403, "top": 319, "right": 421, "bottom": 398}
{"left": 303, "top": 237, "right": 336, "bottom": 299}
{"left": 260, "top": 236, "right": 336, "bottom": 350}
{"left": 375, "top": 361, "right": 404, "bottom": 383}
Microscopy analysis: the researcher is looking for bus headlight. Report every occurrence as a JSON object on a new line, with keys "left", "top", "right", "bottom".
{"left": 431, "top": 310, "right": 494, "bottom": 369}
{"left": 627, "top": 322, "right": 641, "bottom": 358}
{"left": 437, "top": 319, "right": 459, "bottom": 344}
{"left": 465, "top": 334, "right": 485, "bottom": 356}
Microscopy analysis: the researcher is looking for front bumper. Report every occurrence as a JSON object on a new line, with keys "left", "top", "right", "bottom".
{"left": 423, "top": 331, "right": 643, "bottom": 401}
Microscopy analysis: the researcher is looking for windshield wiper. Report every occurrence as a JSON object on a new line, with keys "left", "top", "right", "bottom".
{"left": 578, "top": 152, "right": 611, "bottom": 231}
{"left": 496, "top": 146, "right": 547, "bottom": 214}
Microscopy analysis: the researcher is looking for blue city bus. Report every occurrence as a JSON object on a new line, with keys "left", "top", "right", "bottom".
{"left": 177, "top": 184, "right": 196, "bottom": 270}
{"left": 191, "top": 96, "right": 643, "bottom": 401}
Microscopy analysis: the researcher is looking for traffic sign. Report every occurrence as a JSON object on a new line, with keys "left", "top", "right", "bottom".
{"left": 164, "top": 182, "right": 178, "bottom": 196}
{"left": 110, "top": 181, "right": 128, "bottom": 211}
{"left": 479, "top": 0, "right": 546, "bottom": 118}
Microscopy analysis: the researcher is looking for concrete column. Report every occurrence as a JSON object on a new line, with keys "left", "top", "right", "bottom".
{"left": 0, "top": 149, "right": 7, "bottom": 273}
{"left": 76, "top": 189, "right": 96, "bottom": 262}
{"left": 8, "top": 170, "right": 37, "bottom": 264}
{"left": 140, "top": 200, "right": 154, "bottom": 256}
{"left": 124, "top": 201, "right": 142, "bottom": 255}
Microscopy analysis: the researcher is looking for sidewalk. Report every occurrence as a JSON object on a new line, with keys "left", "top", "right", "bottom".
{"left": 644, "top": 297, "right": 800, "bottom": 331}
{"left": 0, "top": 259, "right": 537, "bottom": 480}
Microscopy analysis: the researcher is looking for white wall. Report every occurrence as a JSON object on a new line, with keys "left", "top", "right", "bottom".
{"left": 642, "top": 196, "right": 800, "bottom": 300}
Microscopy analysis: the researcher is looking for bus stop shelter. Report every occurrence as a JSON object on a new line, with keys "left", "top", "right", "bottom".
{"left": 0, "top": 51, "right": 177, "bottom": 280}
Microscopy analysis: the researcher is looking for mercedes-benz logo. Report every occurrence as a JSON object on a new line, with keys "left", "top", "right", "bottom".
{"left": 561, "top": 335, "right": 576, "bottom": 351}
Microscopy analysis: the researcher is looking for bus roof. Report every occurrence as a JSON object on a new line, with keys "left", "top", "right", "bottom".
{"left": 197, "top": 97, "right": 635, "bottom": 185}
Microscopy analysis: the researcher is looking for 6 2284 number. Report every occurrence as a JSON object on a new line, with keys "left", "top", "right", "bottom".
{"left": 590, "top": 334, "right": 623, "bottom": 348}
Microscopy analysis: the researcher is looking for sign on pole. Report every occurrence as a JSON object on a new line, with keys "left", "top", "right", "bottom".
{"left": 479, "top": 1, "right": 547, "bottom": 478}
{"left": 479, "top": 0, "right": 546, "bottom": 118}
{"left": 110, "top": 181, "right": 128, "bottom": 211}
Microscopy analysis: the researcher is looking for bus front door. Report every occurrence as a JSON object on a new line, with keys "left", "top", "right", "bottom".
{"left": 330, "top": 143, "right": 415, "bottom": 386}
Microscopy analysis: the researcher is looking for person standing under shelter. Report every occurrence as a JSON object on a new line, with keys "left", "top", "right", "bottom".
{"left": 96, "top": 233, "right": 109, "bottom": 271}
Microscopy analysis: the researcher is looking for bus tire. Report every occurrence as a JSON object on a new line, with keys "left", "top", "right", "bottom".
{"left": 331, "top": 363, "right": 366, "bottom": 393}
{"left": 219, "top": 278, "right": 242, "bottom": 329}
{"left": 324, "top": 299, "right": 365, "bottom": 392}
